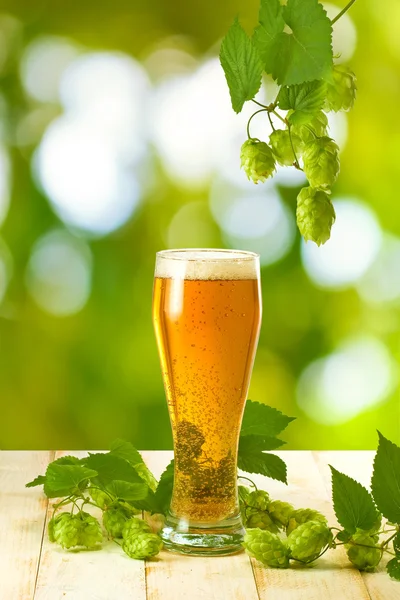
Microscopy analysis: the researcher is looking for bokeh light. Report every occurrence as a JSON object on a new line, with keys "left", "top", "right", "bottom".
{"left": 0, "top": 143, "right": 10, "bottom": 226}
{"left": 25, "top": 229, "right": 92, "bottom": 316}
{"left": 297, "top": 336, "right": 398, "bottom": 425}
{"left": 302, "top": 199, "right": 382, "bottom": 289}
{"left": 357, "top": 234, "right": 400, "bottom": 305}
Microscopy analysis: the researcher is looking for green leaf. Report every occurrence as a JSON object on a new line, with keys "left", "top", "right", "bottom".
{"left": 371, "top": 431, "right": 400, "bottom": 523}
{"left": 254, "top": 0, "right": 333, "bottom": 86}
{"left": 393, "top": 531, "right": 400, "bottom": 554}
{"left": 105, "top": 480, "right": 149, "bottom": 502}
{"left": 330, "top": 466, "right": 379, "bottom": 534}
{"left": 110, "top": 439, "right": 157, "bottom": 492}
{"left": 240, "top": 400, "right": 295, "bottom": 437}
{"left": 336, "top": 530, "right": 351, "bottom": 543}
{"left": 387, "top": 557, "right": 400, "bottom": 581}
{"left": 220, "top": 18, "right": 263, "bottom": 113}
{"left": 278, "top": 81, "right": 326, "bottom": 126}
{"left": 26, "top": 475, "right": 46, "bottom": 488}
{"left": 154, "top": 460, "right": 174, "bottom": 515}
{"left": 43, "top": 464, "right": 98, "bottom": 498}
{"left": 238, "top": 450, "right": 287, "bottom": 483}
{"left": 83, "top": 453, "right": 144, "bottom": 487}
{"left": 239, "top": 434, "right": 285, "bottom": 454}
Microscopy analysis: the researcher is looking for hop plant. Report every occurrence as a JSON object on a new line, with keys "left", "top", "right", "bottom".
{"left": 245, "top": 508, "right": 280, "bottom": 533}
{"left": 240, "top": 139, "right": 276, "bottom": 183}
{"left": 296, "top": 187, "right": 336, "bottom": 246}
{"left": 268, "top": 500, "right": 294, "bottom": 529}
{"left": 122, "top": 533, "right": 163, "bottom": 560}
{"left": 122, "top": 517, "right": 151, "bottom": 540}
{"left": 302, "top": 136, "right": 340, "bottom": 189}
{"left": 243, "top": 528, "right": 290, "bottom": 568}
{"left": 325, "top": 64, "right": 357, "bottom": 112}
{"left": 286, "top": 508, "right": 328, "bottom": 536}
{"left": 103, "top": 505, "right": 132, "bottom": 539}
{"left": 291, "top": 111, "right": 328, "bottom": 143}
{"left": 269, "top": 129, "right": 303, "bottom": 166}
{"left": 50, "top": 511, "right": 102, "bottom": 550}
{"left": 287, "top": 520, "right": 333, "bottom": 563}
{"left": 247, "top": 490, "right": 270, "bottom": 511}
{"left": 346, "top": 532, "right": 382, "bottom": 572}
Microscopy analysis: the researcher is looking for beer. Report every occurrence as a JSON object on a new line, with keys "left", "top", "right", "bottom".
{"left": 153, "top": 250, "right": 261, "bottom": 529}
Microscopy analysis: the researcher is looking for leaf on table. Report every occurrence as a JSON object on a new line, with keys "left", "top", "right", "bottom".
{"left": 110, "top": 439, "right": 157, "bottom": 491}
{"left": 26, "top": 474, "right": 47, "bottom": 488}
{"left": 220, "top": 17, "right": 263, "bottom": 113}
{"left": 238, "top": 450, "right": 287, "bottom": 483}
{"left": 387, "top": 557, "right": 400, "bottom": 581}
{"left": 104, "top": 480, "right": 149, "bottom": 502}
{"left": 83, "top": 453, "right": 144, "bottom": 487}
{"left": 241, "top": 400, "right": 295, "bottom": 437}
{"left": 254, "top": 0, "right": 333, "bottom": 86}
{"left": 330, "top": 465, "right": 379, "bottom": 534}
{"left": 43, "top": 464, "right": 98, "bottom": 498}
{"left": 371, "top": 431, "right": 400, "bottom": 523}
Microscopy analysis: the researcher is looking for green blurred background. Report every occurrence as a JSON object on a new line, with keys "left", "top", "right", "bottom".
{"left": 0, "top": 0, "right": 399, "bottom": 450}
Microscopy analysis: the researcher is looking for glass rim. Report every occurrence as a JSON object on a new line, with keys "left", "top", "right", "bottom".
{"left": 156, "top": 248, "right": 260, "bottom": 262}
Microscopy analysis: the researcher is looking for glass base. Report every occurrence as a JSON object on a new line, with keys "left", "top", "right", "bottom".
{"left": 160, "top": 512, "right": 245, "bottom": 556}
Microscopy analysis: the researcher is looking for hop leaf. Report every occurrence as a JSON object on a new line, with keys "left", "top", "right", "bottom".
{"left": 269, "top": 129, "right": 303, "bottom": 166}
{"left": 325, "top": 64, "right": 357, "bottom": 113}
{"left": 122, "top": 517, "right": 151, "bottom": 539}
{"left": 291, "top": 111, "right": 328, "bottom": 143}
{"left": 302, "top": 136, "right": 340, "bottom": 189}
{"left": 240, "top": 139, "right": 276, "bottom": 184}
{"left": 296, "top": 187, "right": 336, "bottom": 246}
{"left": 122, "top": 532, "right": 163, "bottom": 560}
{"left": 346, "top": 532, "right": 382, "bottom": 572}
{"left": 287, "top": 520, "right": 333, "bottom": 562}
{"left": 103, "top": 505, "right": 132, "bottom": 539}
{"left": 243, "top": 528, "right": 290, "bottom": 568}
{"left": 286, "top": 508, "right": 327, "bottom": 536}
{"left": 268, "top": 500, "right": 294, "bottom": 529}
{"left": 245, "top": 508, "right": 280, "bottom": 533}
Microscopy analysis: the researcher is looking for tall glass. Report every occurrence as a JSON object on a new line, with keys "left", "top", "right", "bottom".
{"left": 153, "top": 249, "right": 261, "bottom": 555}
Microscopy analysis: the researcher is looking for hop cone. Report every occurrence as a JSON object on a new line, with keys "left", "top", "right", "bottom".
{"left": 247, "top": 490, "right": 270, "bottom": 511}
{"left": 268, "top": 500, "right": 294, "bottom": 529}
{"left": 103, "top": 506, "right": 132, "bottom": 538}
{"left": 302, "top": 136, "right": 340, "bottom": 189}
{"left": 292, "top": 111, "right": 328, "bottom": 143}
{"left": 240, "top": 139, "right": 276, "bottom": 184}
{"left": 122, "top": 533, "right": 163, "bottom": 560}
{"left": 296, "top": 187, "right": 336, "bottom": 246}
{"left": 48, "top": 512, "right": 70, "bottom": 543}
{"left": 287, "top": 521, "right": 333, "bottom": 563}
{"left": 243, "top": 528, "right": 290, "bottom": 568}
{"left": 134, "top": 464, "right": 158, "bottom": 492}
{"left": 79, "top": 511, "right": 103, "bottom": 549}
{"left": 122, "top": 517, "right": 151, "bottom": 539}
{"left": 238, "top": 485, "right": 251, "bottom": 505}
{"left": 286, "top": 508, "right": 327, "bottom": 536}
{"left": 269, "top": 129, "right": 303, "bottom": 166}
{"left": 325, "top": 64, "right": 357, "bottom": 112}
{"left": 245, "top": 508, "right": 280, "bottom": 533}
{"left": 346, "top": 532, "right": 382, "bottom": 571}
{"left": 89, "top": 487, "right": 113, "bottom": 510}
{"left": 52, "top": 513, "right": 81, "bottom": 549}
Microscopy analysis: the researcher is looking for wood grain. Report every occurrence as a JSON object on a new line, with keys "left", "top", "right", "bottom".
{"left": 0, "top": 451, "right": 53, "bottom": 600}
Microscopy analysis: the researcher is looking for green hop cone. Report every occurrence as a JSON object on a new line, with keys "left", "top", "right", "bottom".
{"left": 247, "top": 490, "right": 270, "bottom": 511}
{"left": 79, "top": 511, "right": 103, "bottom": 549}
{"left": 267, "top": 501, "right": 294, "bottom": 529}
{"left": 243, "top": 528, "right": 290, "bottom": 568}
{"left": 346, "top": 532, "right": 382, "bottom": 572}
{"left": 269, "top": 129, "right": 303, "bottom": 166}
{"left": 325, "top": 64, "right": 357, "bottom": 113}
{"left": 245, "top": 508, "right": 280, "bottom": 533}
{"left": 291, "top": 111, "right": 328, "bottom": 144}
{"left": 134, "top": 463, "right": 158, "bottom": 492}
{"left": 287, "top": 520, "right": 333, "bottom": 563}
{"left": 89, "top": 487, "right": 113, "bottom": 510}
{"left": 122, "top": 533, "right": 163, "bottom": 560}
{"left": 103, "top": 505, "right": 132, "bottom": 539}
{"left": 240, "top": 139, "right": 276, "bottom": 184}
{"left": 48, "top": 512, "right": 70, "bottom": 543}
{"left": 296, "top": 187, "right": 336, "bottom": 246}
{"left": 286, "top": 508, "right": 328, "bottom": 536}
{"left": 302, "top": 136, "right": 340, "bottom": 189}
{"left": 122, "top": 517, "right": 151, "bottom": 540}
{"left": 52, "top": 513, "right": 81, "bottom": 549}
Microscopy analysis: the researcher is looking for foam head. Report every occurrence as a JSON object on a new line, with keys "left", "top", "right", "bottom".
{"left": 155, "top": 249, "right": 259, "bottom": 280}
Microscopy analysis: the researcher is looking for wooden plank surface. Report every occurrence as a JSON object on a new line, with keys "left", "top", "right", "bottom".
{"left": 0, "top": 451, "right": 53, "bottom": 600}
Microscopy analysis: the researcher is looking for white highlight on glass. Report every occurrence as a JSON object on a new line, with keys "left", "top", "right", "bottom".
{"left": 301, "top": 199, "right": 382, "bottom": 289}
{"left": 357, "top": 234, "right": 400, "bottom": 305}
{"left": 26, "top": 229, "right": 92, "bottom": 316}
{"left": 297, "top": 336, "right": 398, "bottom": 425}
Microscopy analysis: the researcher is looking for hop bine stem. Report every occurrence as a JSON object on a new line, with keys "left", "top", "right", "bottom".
{"left": 331, "top": 0, "right": 357, "bottom": 25}
{"left": 246, "top": 109, "right": 268, "bottom": 139}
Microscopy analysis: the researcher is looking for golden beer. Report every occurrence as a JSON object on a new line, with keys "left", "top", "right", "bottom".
{"left": 153, "top": 249, "right": 261, "bottom": 555}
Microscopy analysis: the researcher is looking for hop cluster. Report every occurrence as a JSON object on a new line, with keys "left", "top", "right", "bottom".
{"left": 49, "top": 511, "right": 102, "bottom": 550}
{"left": 103, "top": 505, "right": 132, "bottom": 539}
{"left": 240, "top": 139, "right": 276, "bottom": 183}
{"left": 269, "top": 129, "right": 303, "bottom": 166}
{"left": 243, "top": 529, "right": 290, "bottom": 568}
{"left": 325, "top": 64, "right": 357, "bottom": 112}
{"left": 302, "top": 136, "right": 340, "bottom": 189}
{"left": 296, "top": 187, "right": 336, "bottom": 246}
{"left": 287, "top": 520, "right": 333, "bottom": 563}
{"left": 346, "top": 532, "right": 382, "bottom": 572}
{"left": 286, "top": 507, "right": 328, "bottom": 536}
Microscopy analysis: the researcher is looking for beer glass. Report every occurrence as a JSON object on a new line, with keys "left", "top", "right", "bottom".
{"left": 153, "top": 249, "right": 261, "bottom": 555}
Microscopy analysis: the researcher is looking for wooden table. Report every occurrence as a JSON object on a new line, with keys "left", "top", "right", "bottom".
{"left": 1, "top": 450, "right": 398, "bottom": 600}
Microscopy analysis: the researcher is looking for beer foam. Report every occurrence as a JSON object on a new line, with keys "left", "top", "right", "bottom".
{"left": 155, "top": 249, "right": 259, "bottom": 280}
